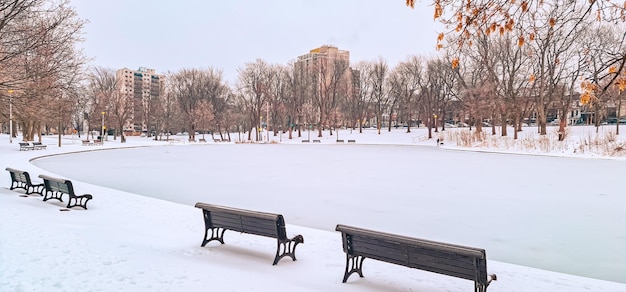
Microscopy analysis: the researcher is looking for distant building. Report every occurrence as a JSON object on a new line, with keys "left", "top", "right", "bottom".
{"left": 294, "top": 46, "right": 355, "bottom": 127}
{"left": 116, "top": 67, "right": 164, "bottom": 134}
{"left": 296, "top": 45, "right": 350, "bottom": 65}
{"left": 295, "top": 46, "right": 352, "bottom": 83}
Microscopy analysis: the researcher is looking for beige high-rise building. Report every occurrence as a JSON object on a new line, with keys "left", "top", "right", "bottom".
{"left": 294, "top": 46, "right": 355, "bottom": 127}
{"left": 116, "top": 67, "right": 165, "bottom": 134}
{"left": 294, "top": 45, "right": 354, "bottom": 94}
{"left": 295, "top": 46, "right": 351, "bottom": 82}
{"left": 296, "top": 45, "right": 350, "bottom": 65}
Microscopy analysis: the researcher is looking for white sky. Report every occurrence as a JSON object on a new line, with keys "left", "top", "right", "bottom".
{"left": 70, "top": 0, "right": 443, "bottom": 83}
{"left": 1, "top": 126, "right": 625, "bottom": 291}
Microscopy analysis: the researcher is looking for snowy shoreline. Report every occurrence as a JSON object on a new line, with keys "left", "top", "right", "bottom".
{"left": 1, "top": 130, "right": 625, "bottom": 291}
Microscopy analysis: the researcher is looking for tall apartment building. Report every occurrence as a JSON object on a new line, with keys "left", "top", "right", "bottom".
{"left": 116, "top": 67, "right": 164, "bottom": 134}
{"left": 295, "top": 46, "right": 351, "bottom": 83}
{"left": 294, "top": 45, "right": 354, "bottom": 95}
{"left": 296, "top": 45, "right": 350, "bottom": 66}
{"left": 294, "top": 46, "right": 355, "bottom": 125}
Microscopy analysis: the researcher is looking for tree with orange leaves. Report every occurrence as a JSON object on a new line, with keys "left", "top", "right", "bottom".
{"left": 408, "top": 0, "right": 625, "bottom": 137}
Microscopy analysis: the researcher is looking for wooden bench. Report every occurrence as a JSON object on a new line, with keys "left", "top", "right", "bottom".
{"left": 38, "top": 174, "right": 93, "bottom": 210}
{"left": 336, "top": 140, "right": 344, "bottom": 143}
{"left": 335, "top": 224, "right": 496, "bottom": 292}
{"left": 5, "top": 167, "right": 45, "bottom": 195}
{"left": 92, "top": 139, "right": 103, "bottom": 146}
{"left": 194, "top": 202, "right": 304, "bottom": 265}
{"left": 312, "top": 139, "right": 321, "bottom": 143}
{"left": 32, "top": 141, "right": 47, "bottom": 150}
{"left": 301, "top": 140, "right": 310, "bottom": 143}
{"left": 19, "top": 142, "right": 34, "bottom": 151}
{"left": 82, "top": 140, "right": 92, "bottom": 146}
{"left": 347, "top": 139, "right": 356, "bottom": 143}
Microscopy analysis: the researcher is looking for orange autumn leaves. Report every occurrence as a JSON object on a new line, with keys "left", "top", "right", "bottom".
{"left": 407, "top": 0, "right": 542, "bottom": 69}
{"left": 580, "top": 66, "right": 626, "bottom": 105}
{"left": 579, "top": 81, "right": 597, "bottom": 105}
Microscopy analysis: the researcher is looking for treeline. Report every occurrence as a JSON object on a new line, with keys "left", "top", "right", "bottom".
{"left": 1, "top": 1, "right": 625, "bottom": 143}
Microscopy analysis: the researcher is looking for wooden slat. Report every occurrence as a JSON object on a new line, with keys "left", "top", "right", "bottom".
{"left": 351, "top": 239, "right": 408, "bottom": 264}
{"left": 195, "top": 203, "right": 280, "bottom": 222}
{"left": 240, "top": 216, "right": 278, "bottom": 237}
{"left": 210, "top": 213, "right": 244, "bottom": 231}
{"left": 336, "top": 224, "right": 485, "bottom": 258}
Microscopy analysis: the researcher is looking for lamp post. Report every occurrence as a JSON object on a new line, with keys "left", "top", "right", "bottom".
{"left": 101, "top": 111, "right": 105, "bottom": 140}
{"left": 8, "top": 89, "right": 13, "bottom": 143}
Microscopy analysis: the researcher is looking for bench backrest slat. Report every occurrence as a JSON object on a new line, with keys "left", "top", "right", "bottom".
{"left": 240, "top": 215, "right": 280, "bottom": 237}
{"left": 337, "top": 224, "right": 485, "bottom": 258}
{"left": 406, "top": 246, "right": 483, "bottom": 281}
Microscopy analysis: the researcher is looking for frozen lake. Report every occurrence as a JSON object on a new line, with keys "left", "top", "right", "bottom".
{"left": 32, "top": 143, "right": 626, "bottom": 283}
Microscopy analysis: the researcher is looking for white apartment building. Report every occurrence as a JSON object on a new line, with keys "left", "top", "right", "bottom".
{"left": 116, "top": 67, "right": 164, "bottom": 134}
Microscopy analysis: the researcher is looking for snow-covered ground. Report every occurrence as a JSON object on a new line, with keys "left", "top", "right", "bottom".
{"left": 1, "top": 125, "right": 625, "bottom": 291}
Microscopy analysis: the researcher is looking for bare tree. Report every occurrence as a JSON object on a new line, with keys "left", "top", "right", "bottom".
{"left": 168, "top": 67, "right": 225, "bottom": 142}
{"left": 368, "top": 58, "right": 390, "bottom": 134}
{"left": 524, "top": 1, "right": 591, "bottom": 135}
{"left": 388, "top": 56, "right": 423, "bottom": 133}
{"left": 236, "top": 59, "right": 273, "bottom": 141}
{"left": 268, "top": 64, "right": 292, "bottom": 137}
{"left": 0, "top": 0, "right": 87, "bottom": 143}
{"left": 153, "top": 86, "right": 179, "bottom": 141}
{"left": 349, "top": 61, "right": 373, "bottom": 133}
{"left": 490, "top": 33, "right": 534, "bottom": 138}
{"left": 87, "top": 67, "right": 130, "bottom": 141}
{"left": 420, "top": 58, "right": 457, "bottom": 138}
{"left": 288, "top": 60, "right": 314, "bottom": 138}
{"left": 313, "top": 57, "right": 349, "bottom": 137}
{"left": 579, "top": 25, "right": 626, "bottom": 134}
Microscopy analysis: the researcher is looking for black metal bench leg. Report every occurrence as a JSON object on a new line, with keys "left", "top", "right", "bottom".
{"left": 10, "top": 181, "right": 27, "bottom": 193}
{"left": 475, "top": 282, "right": 487, "bottom": 292}
{"left": 201, "top": 227, "right": 226, "bottom": 246}
{"left": 342, "top": 254, "right": 365, "bottom": 283}
{"left": 9, "top": 181, "right": 18, "bottom": 191}
{"left": 29, "top": 184, "right": 44, "bottom": 196}
{"left": 272, "top": 235, "right": 304, "bottom": 265}
{"left": 66, "top": 198, "right": 86, "bottom": 209}
{"left": 43, "top": 191, "right": 64, "bottom": 202}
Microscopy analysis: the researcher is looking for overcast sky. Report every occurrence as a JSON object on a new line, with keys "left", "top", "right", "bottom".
{"left": 70, "top": 0, "right": 443, "bottom": 83}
